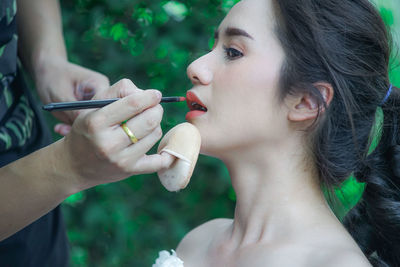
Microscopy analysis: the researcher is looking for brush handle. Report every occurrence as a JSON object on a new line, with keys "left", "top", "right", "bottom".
{"left": 42, "top": 97, "right": 185, "bottom": 111}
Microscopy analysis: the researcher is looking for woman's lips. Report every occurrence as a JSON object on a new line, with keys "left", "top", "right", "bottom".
{"left": 186, "top": 110, "right": 207, "bottom": 120}
{"left": 185, "top": 91, "right": 207, "bottom": 121}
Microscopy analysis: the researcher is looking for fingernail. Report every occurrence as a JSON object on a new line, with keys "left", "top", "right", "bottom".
{"left": 154, "top": 90, "right": 162, "bottom": 100}
{"left": 61, "top": 128, "right": 71, "bottom": 136}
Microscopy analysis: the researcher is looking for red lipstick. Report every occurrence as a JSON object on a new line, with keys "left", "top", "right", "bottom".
{"left": 185, "top": 91, "right": 207, "bottom": 121}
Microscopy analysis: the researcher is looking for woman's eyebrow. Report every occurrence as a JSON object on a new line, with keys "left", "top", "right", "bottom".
{"left": 214, "top": 27, "right": 254, "bottom": 40}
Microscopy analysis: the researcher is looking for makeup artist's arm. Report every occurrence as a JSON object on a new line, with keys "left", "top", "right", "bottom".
{"left": 0, "top": 81, "right": 174, "bottom": 241}
{"left": 16, "top": 0, "right": 109, "bottom": 134}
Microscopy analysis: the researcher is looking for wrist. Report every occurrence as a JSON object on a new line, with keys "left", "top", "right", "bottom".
{"left": 32, "top": 49, "right": 68, "bottom": 82}
{"left": 48, "top": 138, "right": 84, "bottom": 197}
{"left": 5, "top": 140, "right": 80, "bottom": 203}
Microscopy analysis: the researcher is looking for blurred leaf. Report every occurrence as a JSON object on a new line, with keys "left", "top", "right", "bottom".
{"left": 162, "top": 1, "right": 188, "bottom": 22}
{"left": 221, "top": 0, "right": 240, "bottom": 13}
{"left": 134, "top": 7, "right": 154, "bottom": 26}
{"left": 70, "top": 246, "right": 88, "bottom": 267}
{"left": 110, "top": 22, "right": 129, "bottom": 41}
{"left": 64, "top": 191, "right": 86, "bottom": 206}
{"left": 380, "top": 7, "right": 394, "bottom": 26}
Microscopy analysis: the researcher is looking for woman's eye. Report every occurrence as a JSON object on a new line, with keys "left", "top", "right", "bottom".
{"left": 223, "top": 46, "right": 243, "bottom": 60}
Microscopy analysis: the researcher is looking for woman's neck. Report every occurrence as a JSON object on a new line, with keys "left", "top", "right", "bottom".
{"left": 220, "top": 138, "right": 337, "bottom": 248}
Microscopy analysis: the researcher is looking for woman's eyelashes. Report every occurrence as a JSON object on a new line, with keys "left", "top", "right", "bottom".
{"left": 223, "top": 45, "right": 243, "bottom": 60}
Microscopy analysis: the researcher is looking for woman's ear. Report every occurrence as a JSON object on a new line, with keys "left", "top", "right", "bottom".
{"left": 287, "top": 82, "right": 334, "bottom": 122}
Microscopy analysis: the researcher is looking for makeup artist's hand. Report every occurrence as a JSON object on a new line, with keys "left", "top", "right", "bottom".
{"left": 34, "top": 56, "right": 110, "bottom": 135}
{"left": 61, "top": 79, "right": 175, "bottom": 190}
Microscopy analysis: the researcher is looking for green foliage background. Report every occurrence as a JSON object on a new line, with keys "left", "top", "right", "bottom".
{"left": 55, "top": 0, "right": 400, "bottom": 266}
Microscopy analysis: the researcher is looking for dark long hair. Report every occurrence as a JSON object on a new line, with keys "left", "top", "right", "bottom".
{"left": 272, "top": 0, "right": 399, "bottom": 266}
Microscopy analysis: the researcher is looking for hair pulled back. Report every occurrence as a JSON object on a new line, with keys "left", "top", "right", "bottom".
{"left": 272, "top": 0, "right": 400, "bottom": 266}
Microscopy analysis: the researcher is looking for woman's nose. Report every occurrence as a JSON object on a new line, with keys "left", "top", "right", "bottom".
{"left": 187, "top": 54, "right": 213, "bottom": 85}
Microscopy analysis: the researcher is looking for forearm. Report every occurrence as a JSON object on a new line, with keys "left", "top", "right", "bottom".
{"left": 0, "top": 139, "right": 78, "bottom": 241}
{"left": 16, "top": 0, "right": 67, "bottom": 76}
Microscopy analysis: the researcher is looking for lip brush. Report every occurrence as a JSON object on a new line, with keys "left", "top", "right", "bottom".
{"left": 42, "top": 96, "right": 186, "bottom": 111}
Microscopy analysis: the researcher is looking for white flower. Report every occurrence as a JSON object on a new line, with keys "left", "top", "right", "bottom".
{"left": 153, "top": 250, "right": 184, "bottom": 267}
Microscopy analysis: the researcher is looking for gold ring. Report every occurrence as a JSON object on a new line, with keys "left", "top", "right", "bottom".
{"left": 120, "top": 122, "right": 138, "bottom": 144}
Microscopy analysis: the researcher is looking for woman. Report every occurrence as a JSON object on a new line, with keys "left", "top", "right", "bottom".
{"left": 168, "top": 0, "right": 398, "bottom": 266}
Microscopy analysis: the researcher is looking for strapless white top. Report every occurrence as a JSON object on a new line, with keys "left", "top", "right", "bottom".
{"left": 152, "top": 250, "right": 184, "bottom": 267}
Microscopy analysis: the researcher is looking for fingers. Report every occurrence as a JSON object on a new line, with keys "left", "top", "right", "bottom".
{"left": 116, "top": 126, "right": 176, "bottom": 174}
{"left": 89, "top": 73, "right": 110, "bottom": 93}
{"left": 130, "top": 153, "right": 176, "bottom": 174}
{"left": 115, "top": 104, "right": 164, "bottom": 148}
{"left": 54, "top": 123, "right": 72, "bottom": 136}
{"left": 46, "top": 66, "right": 110, "bottom": 126}
{"left": 47, "top": 80, "right": 80, "bottom": 125}
{"left": 75, "top": 81, "right": 96, "bottom": 100}
{"left": 69, "top": 78, "right": 170, "bottom": 180}
{"left": 75, "top": 74, "right": 110, "bottom": 100}
{"left": 93, "top": 78, "right": 140, "bottom": 100}
{"left": 93, "top": 80, "right": 162, "bottom": 127}
{"left": 69, "top": 72, "right": 110, "bottom": 122}
{"left": 51, "top": 110, "right": 76, "bottom": 126}
{"left": 124, "top": 125, "right": 163, "bottom": 158}
{"left": 85, "top": 105, "right": 165, "bottom": 171}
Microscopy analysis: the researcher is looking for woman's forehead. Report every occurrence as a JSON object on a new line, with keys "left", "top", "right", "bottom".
{"left": 219, "top": 0, "right": 276, "bottom": 39}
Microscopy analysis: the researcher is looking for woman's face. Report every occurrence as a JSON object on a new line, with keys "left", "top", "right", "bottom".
{"left": 186, "top": 0, "right": 288, "bottom": 157}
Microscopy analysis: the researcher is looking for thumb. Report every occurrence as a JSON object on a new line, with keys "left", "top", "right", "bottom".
{"left": 75, "top": 75, "right": 110, "bottom": 100}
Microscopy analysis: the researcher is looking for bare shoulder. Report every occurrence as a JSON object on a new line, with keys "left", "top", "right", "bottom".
{"left": 306, "top": 245, "right": 371, "bottom": 267}
{"left": 176, "top": 218, "right": 232, "bottom": 256}
{"left": 247, "top": 228, "right": 372, "bottom": 267}
{"left": 316, "top": 249, "right": 371, "bottom": 267}
{"left": 298, "top": 224, "right": 372, "bottom": 267}
{"left": 249, "top": 242, "right": 371, "bottom": 267}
